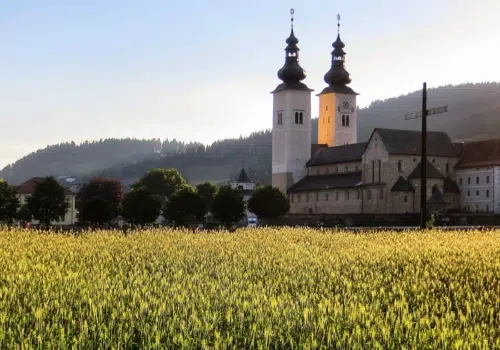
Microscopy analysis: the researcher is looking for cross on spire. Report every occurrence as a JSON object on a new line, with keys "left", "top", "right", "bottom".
{"left": 337, "top": 13, "right": 341, "bottom": 33}
{"left": 290, "top": 8, "right": 295, "bottom": 29}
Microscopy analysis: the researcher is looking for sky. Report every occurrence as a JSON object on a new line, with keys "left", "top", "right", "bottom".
{"left": 1, "top": 0, "right": 499, "bottom": 167}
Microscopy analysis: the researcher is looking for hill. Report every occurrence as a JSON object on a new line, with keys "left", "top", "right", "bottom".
{"left": 2, "top": 82, "right": 499, "bottom": 185}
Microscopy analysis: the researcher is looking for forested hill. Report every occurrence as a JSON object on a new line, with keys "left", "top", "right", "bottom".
{"left": 1, "top": 82, "right": 499, "bottom": 185}
{"left": 357, "top": 82, "right": 500, "bottom": 142}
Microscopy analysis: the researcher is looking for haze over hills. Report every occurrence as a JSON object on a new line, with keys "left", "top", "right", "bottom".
{"left": 1, "top": 82, "right": 499, "bottom": 186}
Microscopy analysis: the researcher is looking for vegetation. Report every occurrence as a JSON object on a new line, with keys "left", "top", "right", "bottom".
{"left": 0, "top": 228, "right": 499, "bottom": 348}
{"left": 26, "top": 177, "right": 69, "bottom": 227}
{"left": 211, "top": 185, "right": 246, "bottom": 228}
{"left": 121, "top": 187, "right": 163, "bottom": 225}
{"left": 164, "top": 185, "right": 207, "bottom": 227}
{"left": 76, "top": 177, "right": 123, "bottom": 225}
{"left": 2, "top": 83, "right": 499, "bottom": 186}
{"left": 131, "top": 168, "right": 187, "bottom": 201}
{"left": 248, "top": 185, "right": 290, "bottom": 221}
{"left": 195, "top": 182, "right": 218, "bottom": 213}
{"left": 0, "top": 180, "right": 20, "bottom": 224}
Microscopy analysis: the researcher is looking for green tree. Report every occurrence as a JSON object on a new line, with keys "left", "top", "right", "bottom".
{"left": 26, "top": 177, "right": 69, "bottom": 227}
{"left": 0, "top": 180, "right": 20, "bottom": 225}
{"left": 18, "top": 204, "right": 32, "bottom": 224}
{"left": 121, "top": 187, "right": 162, "bottom": 226}
{"left": 211, "top": 185, "right": 245, "bottom": 229}
{"left": 195, "top": 182, "right": 217, "bottom": 212}
{"left": 247, "top": 185, "right": 290, "bottom": 222}
{"left": 76, "top": 177, "right": 123, "bottom": 225}
{"left": 164, "top": 185, "right": 207, "bottom": 227}
{"left": 131, "top": 168, "right": 186, "bottom": 201}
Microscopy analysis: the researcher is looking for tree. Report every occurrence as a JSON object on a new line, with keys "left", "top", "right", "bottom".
{"left": 164, "top": 185, "right": 207, "bottom": 227}
{"left": 195, "top": 182, "right": 217, "bottom": 213}
{"left": 76, "top": 177, "right": 123, "bottom": 225}
{"left": 121, "top": 187, "right": 162, "bottom": 226}
{"left": 18, "top": 204, "right": 32, "bottom": 224}
{"left": 26, "top": 176, "right": 69, "bottom": 227}
{"left": 247, "top": 185, "right": 290, "bottom": 221}
{"left": 211, "top": 185, "right": 245, "bottom": 229}
{"left": 131, "top": 168, "right": 186, "bottom": 201}
{"left": 0, "top": 180, "right": 20, "bottom": 225}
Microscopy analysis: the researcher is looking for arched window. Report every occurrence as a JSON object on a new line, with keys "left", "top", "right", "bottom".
{"left": 299, "top": 112, "right": 303, "bottom": 124}
{"left": 342, "top": 115, "right": 346, "bottom": 126}
{"left": 445, "top": 162, "right": 450, "bottom": 173}
{"left": 404, "top": 195, "right": 408, "bottom": 203}
{"left": 295, "top": 112, "right": 299, "bottom": 124}
{"left": 345, "top": 115, "right": 350, "bottom": 127}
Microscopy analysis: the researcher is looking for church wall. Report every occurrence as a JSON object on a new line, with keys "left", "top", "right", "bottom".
{"left": 272, "top": 89, "right": 312, "bottom": 191}
{"left": 361, "top": 131, "right": 389, "bottom": 213}
{"left": 318, "top": 93, "right": 357, "bottom": 147}
{"left": 308, "top": 161, "right": 361, "bottom": 176}
{"left": 272, "top": 172, "right": 294, "bottom": 195}
{"left": 390, "top": 192, "right": 415, "bottom": 214}
{"left": 318, "top": 94, "right": 336, "bottom": 146}
{"left": 410, "top": 178, "right": 444, "bottom": 213}
{"left": 289, "top": 189, "right": 362, "bottom": 214}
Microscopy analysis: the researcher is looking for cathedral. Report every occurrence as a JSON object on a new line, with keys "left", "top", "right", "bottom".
{"left": 270, "top": 11, "right": 475, "bottom": 215}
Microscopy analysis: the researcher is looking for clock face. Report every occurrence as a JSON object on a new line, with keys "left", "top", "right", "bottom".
{"left": 338, "top": 100, "right": 355, "bottom": 113}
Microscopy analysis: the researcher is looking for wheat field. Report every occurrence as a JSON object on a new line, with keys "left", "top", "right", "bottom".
{"left": 0, "top": 227, "right": 499, "bottom": 349}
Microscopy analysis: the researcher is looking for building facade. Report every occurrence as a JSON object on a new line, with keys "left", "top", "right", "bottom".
{"left": 16, "top": 177, "right": 78, "bottom": 225}
{"left": 271, "top": 11, "right": 497, "bottom": 216}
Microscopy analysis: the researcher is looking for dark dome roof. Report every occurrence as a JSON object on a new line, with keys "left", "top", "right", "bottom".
{"left": 323, "top": 34, "right": 352, "bottom": 89}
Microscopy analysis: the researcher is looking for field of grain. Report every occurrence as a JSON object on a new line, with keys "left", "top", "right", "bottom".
{"left": 0, "top": 227, "right": 499, "bottom": 348}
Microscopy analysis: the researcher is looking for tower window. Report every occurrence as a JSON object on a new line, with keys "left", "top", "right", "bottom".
{"left": 299, "top": 112, "right": 303, "bottom": 124}
{"left": 342, "top": 115, "right": 346, "bottom": 126}
{"left": 277, "top": 111, "right": 283, "bottom": 125}
{"left": 295, "top": 112, "right": 299, "bottom": 124}
{"left": 328, "top": 115, "right": 330, "bottom": 123}
{"left": 326, "top": 105, "right": 328, "bottom": 111}
{"left": 345, "top": 115, "right": 350, "bottom": 127}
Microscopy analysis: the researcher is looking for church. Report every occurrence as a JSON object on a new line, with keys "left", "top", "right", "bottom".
{"left": 270, "top": 11, "right": 478, "bottom": 215}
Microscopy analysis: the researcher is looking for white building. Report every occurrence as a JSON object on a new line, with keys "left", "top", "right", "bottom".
{"left": 230, "top": 166, "right": 257, "bottom": 218}
{"left": 455, "top": 140, "right": 500, "bottom": 213}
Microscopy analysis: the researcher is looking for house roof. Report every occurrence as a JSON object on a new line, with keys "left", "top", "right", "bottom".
{"left": 408, "top": 159, "right": 444, "bottom": 179}
{"left": 368, "top": 128, "right": 459, "bottom": 157}
{"left": 428, "top": 188, "right": 446, "bottom": 204}
{"left": 16, "top": 177, "right": 74, "bottom": 195}
{"left": 391, "top": 176, "right": 415, "bottom": 192}
{"left": 455, "top": 139, "right": 500, "bottom": 169}
{"left": 306, "top": 142, "right": 367, "bottom": 167}
{"left": 287, "top": 171, "right": 362, "bottom": 193}
{"left": 443, "top": 176, "right": 460, "bottom": 194}
{"left": 236, "top": 167, "right": 252, "bottom": 183}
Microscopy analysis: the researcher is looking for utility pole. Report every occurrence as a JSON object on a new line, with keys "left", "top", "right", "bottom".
{"left": 404, "top": 84, "right": 448, "bottom": 230}
{"left": 420, "top": 83, "right": 427, "bottom": 229}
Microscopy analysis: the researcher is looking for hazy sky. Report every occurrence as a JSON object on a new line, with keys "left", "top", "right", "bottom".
{"left": 1, "top": 0, "right": 499, "bottom": 167}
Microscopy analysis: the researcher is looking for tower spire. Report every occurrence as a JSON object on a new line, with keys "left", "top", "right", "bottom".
{"left": 272, "top": 9, "right": 312, "bottom": 93}
{"left": 321, "top": 13, "right": 355, "bottom": 93}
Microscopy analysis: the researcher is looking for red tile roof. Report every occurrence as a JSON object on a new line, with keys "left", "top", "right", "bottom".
{"left": 16, "top": 177, "right": 74, "bottom": 195}
{"left": 455, "top": 139, "right": 500, "bottom": 169}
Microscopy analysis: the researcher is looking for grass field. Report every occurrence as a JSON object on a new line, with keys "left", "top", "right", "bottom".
{"left": 0, "top": 228, "right": 499, "bottom": 349}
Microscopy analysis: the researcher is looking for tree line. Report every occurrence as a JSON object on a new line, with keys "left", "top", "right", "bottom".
{"left": 0, "top": 168, "right": 290, "bottom": 229}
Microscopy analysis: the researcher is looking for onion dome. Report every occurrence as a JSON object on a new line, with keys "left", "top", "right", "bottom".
{"left": 272, "top": 9, "right": 312, "bottom": 93}
{"left": 320, "top": 14, "right": 357, "bottom": 95}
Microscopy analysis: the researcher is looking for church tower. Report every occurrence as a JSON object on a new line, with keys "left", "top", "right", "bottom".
{"left": 271, "top": 9, "right": 313, "bottom": 194}
{"left": 318, "top": 15, "right": 358, "bottom": 147}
